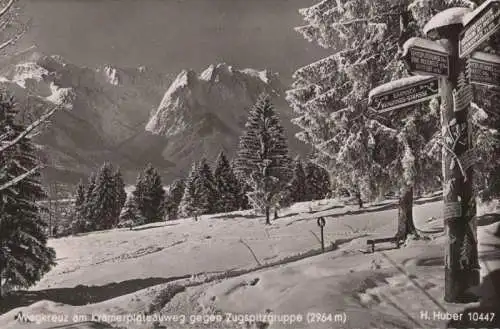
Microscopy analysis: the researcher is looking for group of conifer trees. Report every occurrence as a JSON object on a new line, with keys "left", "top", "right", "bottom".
{"left": 69, "top": 94, "right": 332, "bottom": 230}
{"left": 71, "top": 163, "right": 165, "bottom": 233}
{"left": 173, "top": 152, "right": 249, "bottom": 220}
{"left": 71, "top": 163, "right": 127, "bottom": 233}
{"left": 166, "top": 94, "right": 331, "bottom": 225}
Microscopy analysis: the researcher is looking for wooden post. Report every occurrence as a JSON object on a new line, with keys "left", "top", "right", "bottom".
{"left": 320, "top": 226, "right": 324, "bottom": 253}
{"left": 440, "top": 25, "right": 480, "bottom": 303}
{"left": 317, "top": 217, "right": 326, "bottom": 252}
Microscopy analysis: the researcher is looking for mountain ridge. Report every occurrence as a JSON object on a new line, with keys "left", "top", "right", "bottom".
{"left": 0, "top": 49, "right": 306, "bottom": 185}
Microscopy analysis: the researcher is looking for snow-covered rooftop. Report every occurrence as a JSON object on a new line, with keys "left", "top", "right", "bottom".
{"left": 402, "top": 37, "right": 452, "bottom": 56}
{"left": 423, "top": 7, "right": 472, "bottom": 36}
{"left": 368, "top": 75, "right": 436, "bottom": 102}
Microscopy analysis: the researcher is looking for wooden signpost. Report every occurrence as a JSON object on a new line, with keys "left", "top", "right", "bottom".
{"left": 369, "top": 77, "right": 439, "bottom": 113}
{"left": 369, "top": 2, "right": 500, "bottom": 303}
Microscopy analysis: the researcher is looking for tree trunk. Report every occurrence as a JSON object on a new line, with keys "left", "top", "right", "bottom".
{"left": 0, "top": 262, "right": 3, "bottom": 299}
{"left": 265, "top": 206, "right": 270, "bottom": 225}
{"left": 356, "top": 192, "right": 363, "bottom": 208}
{"left": 274, "top": 208, "right": 278, "bottom": 219}
{"left": 397, "top": 186, "right": 416, "bottom": 240}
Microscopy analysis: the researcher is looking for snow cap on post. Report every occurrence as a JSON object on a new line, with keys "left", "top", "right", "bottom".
{"left": 402, "top": 37, "right": 452, "bottom": 57}
{"left": 368, "top": 75, "right": 435, "bottom": 103}
{"left": 423, "top": 7, "right": 472, "bottom": 39}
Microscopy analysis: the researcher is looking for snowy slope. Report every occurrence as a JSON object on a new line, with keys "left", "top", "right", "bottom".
{"left": 0, "top": 196, "right": 500, "bottom": 329}
{"left": 0, "top": 198, "right": 498, "bottom": 329}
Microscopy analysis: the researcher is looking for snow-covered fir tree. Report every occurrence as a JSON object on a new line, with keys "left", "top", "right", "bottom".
{"left": 288, "top": 156, "right": 307, "bottom": 203}
{"left": 179, "top": 161, "right": 200, "bottom": 218}
{"left": 118, "top": 196, "right": 141, "bottom": 228}
{"left": 231, "top": 159, "right": 251, "bottom": 211}
{"left": 304, "top": 161, "right": 331, "bottom": 201}
{"left": 164, "top": 178, "right": 185, "bottom": 220}
{"left": 196, "top": 158, "right": 218, "bottom": 215}
{"left": 0, "top": 93, "right": 56, "bottom": 298}
{"left": 70, "top": 179, "right": 87, "bottom": 234}
{"left": 74, "top": 180, "right": 85, "bottom": 218}
{"left": 287, "top": 0, "right": 477, "bottom": 238}
{"left": 113, "top": 168, "right": 127, "bottom": 221}
{"left": 90, "top": 162, "right": 119, "bottom": 230}
{"left": 133, "top": 164, "right": 166, "bottom": 224}
{"left": 235, "top": 94, "right": 293, "bottom": 225}
{"left": 470, "top": 59, "right": 500, "bottom": 201}
{"left": 214, "top": 151, "right": 241, "bottom": 212}
{"left": 83, "top": 172, "right": 97, "bottom": 230}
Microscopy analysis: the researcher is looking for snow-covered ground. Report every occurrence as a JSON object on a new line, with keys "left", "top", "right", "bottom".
{"left": 0, "top": 197, "right": 499, "bottom": 329}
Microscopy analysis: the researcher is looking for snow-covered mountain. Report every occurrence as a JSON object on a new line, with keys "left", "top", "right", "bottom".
{"left": 0, "top": 50, "right": 305, "bottom": 184}
{"left": 0, "top": 49, "right": 174, "bottom": 182}
{"left": 146, "top": 63, "right": 304, "bottom": 171}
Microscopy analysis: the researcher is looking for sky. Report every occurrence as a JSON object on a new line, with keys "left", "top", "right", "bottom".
{"left": 18, "top": 0, "right": 331, "bottom": 84}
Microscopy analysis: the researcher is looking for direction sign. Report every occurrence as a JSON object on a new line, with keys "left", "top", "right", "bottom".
{"left": 468, "top": 52, "right": 500, "bottom": 87}
{"left": 406, "top": 46, "right": 450, "bottom": 77}
{"left": 459, "top": 0, "right": 500, "bottom": 58}
{"left": 369, "top": 77, "right": 439, "bottom": 113}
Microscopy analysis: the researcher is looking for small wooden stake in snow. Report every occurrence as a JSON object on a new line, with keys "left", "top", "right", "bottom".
{"left": 317, "top": 217, "right": 326, "bottom": 253}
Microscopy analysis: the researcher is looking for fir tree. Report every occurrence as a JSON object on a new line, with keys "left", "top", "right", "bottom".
{"left": 71, "top": 179, "right": 87, "bottom": 234}
{"left": 133, "top": 164, "right": 166, "bottom": 223}
{"left": 214, "top": 151, "right": 240, "bottom": 213}
{"left": 118, "top": 196, "right": 140, "bottom": 228}
{"left": 235, "top": 94, "right": 293, "bottom": 225}
{"left": 90, "top": 162, "right": 118, "bottom": 230}
{"left": 472, "top": 88, "right": 500, "bottom": 201}
{"left": 304, "top": 161, "right": 331, "bottom": 201}
{"left": 83, "top": 172, "right": 97, "bottom": 230}
{"left": 179, "top": 162, "right": 200, "bottom": 218}
{"left": 164, "top": 178, "right": 185, "bottom": 220}
{"left": 237, "top": 181, "right": 251, "bottom": 210}
{"left": 113, "top": 168, "right": 127, "bottom": 221}
{"left": 231, "top": 159, "right": 250, "bottom": 210}
{"left": 196, "top": 158, "right": 218, "bottom": 215}
{"left": 286, "top": 0, "right": 476, "bottom": 238}
{"left": 74, "top": 179, "right": 86, "bottom": 218}
{"left": 289, "top": 157, "right": 307, "bottom": 203}
{"left": 0, "top": 93, "right": 56, "bottom": 298}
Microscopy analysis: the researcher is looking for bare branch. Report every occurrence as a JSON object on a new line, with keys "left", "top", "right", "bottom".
{"left": 0, "top": 0, "right": 14, "bottom": 20}
{"left": 0, "top": 19, "right": 30, "bottom": 54}
{"left": 0, "top": 106, "right": 59, "bottom": 154}
{"left": 0, "top": 164, "right": 41, "bottom": 192}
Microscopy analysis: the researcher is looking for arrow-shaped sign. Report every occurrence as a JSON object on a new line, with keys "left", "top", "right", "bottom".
{"left": 459, "top": 0, "right": 500, "bottom": 58}
{"left": 368, "top": 76, "right": 439, "bottom": 113}
{"left": 468, "top": 51, "right": 500, "bottom": 88}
